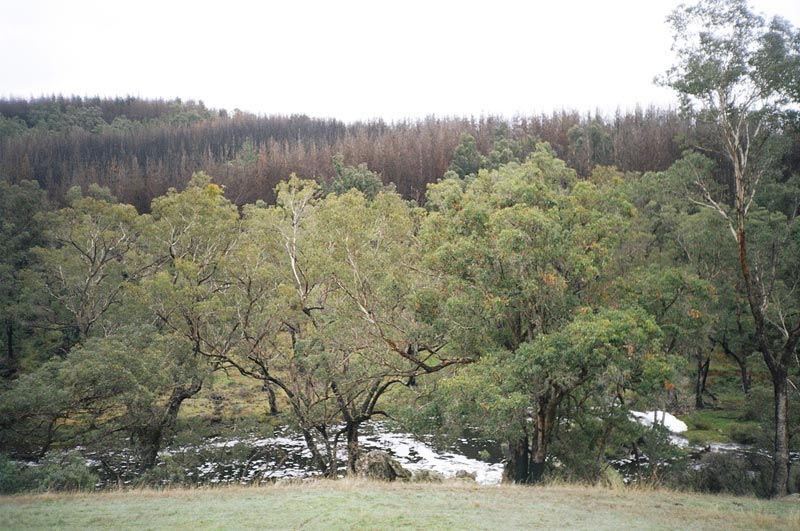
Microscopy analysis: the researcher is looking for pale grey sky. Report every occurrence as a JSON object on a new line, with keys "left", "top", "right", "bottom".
{"left": 2, "top": 0, "right": 798, "bottom": 122}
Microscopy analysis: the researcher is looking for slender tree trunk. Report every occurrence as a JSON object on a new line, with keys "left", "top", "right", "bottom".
{"left": 299, "top": 427, "right": 331, "bottom": 477}
{"left": 2, "top": 318, "right": 15, "bottom": 377}
{"left": 5, "top": 318, "right": 13, "bottom": 364}
{"left": 712, "top": 335, "right": 751, "bottom": 395}
{"left": 739, "top": 358, "right": 750, "bottom": 395}
{"left": 263, "top": 381, "right": 278, "bottom": 415}
{"left": 772, "top": 369, "right": 790, "bottom": 497}
{"left": 346, "top": 423, "right": 360, "bottom": 475}
{"left": 735, "top": 211, "right": 791, "bottom": 496}
{"left": 278, "top": 382, "right": 334, "bottom": 478}
{"left": 695, "top": 355, "right": 708, "bottom": 409}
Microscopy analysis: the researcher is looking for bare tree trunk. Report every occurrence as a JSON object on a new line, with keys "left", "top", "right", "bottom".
{"left": 695, "top": 355, "right": 710, "bottom": 409}
{"left": 712, "top": 333, "right": 752, "bottom": 395}
{"left": 502, "top": 436, "right": 530, "bottom": 484}
{"left": 298, "top": 427, "right": 333, "bottom": 478}
{"left": 530, "top": 397, "right": 559, "bottom": 483}
{"left": 346, "top": 423, "right": 359, "bottom": 475}
{"left": 739, "top": 360, "right": 751, "bottom": 395}
{"left": 772, "top": 369, "right": 790, "bottom": 497}
{"left": 263, "top": 381, "right": 278, "bottom": 415}
{"left": 2, "top": 318, "right": 15, "bottom": 377}
{"left": 733, "top": 185, "right": 792, "bottom": 496}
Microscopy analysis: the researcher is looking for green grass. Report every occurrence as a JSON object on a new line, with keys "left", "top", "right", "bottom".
{"left": 173, "top": 371, "right": 283, "bottom": 441}
{"left": 1, "top": 480, "right": 798, "bottom": 531}
{"left": 680, "top": 352, "right": 771, "bottom": 447}
{"left": 683, "top": 408, "right": 760, "bottom": 444}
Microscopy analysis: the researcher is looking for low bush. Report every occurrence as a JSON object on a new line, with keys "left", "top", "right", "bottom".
{"left": 675, "top": 451, "right": 772, "bottom": 498}
{"left": 0, "top": 451, "right": 98, "bottom": 493}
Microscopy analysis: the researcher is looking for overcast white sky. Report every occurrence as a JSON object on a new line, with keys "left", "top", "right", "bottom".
{"left": 2, "top": 0, "right": 798, "bottom": 122}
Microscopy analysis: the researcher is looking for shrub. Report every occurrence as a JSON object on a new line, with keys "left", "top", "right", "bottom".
{"left": 0, "top": 455, "right": 36, "bottom": 493}
{"left": 727, "top": 424, "right": 759, "bottom": 445}
{"left": 0, "top": 451, "right": 98, "bottom": 493}
{"left": 679, "top": 451, "right": 772, "bottom": 498}
{"left": 32, "top": 451, "right": 99, "bottom": 492}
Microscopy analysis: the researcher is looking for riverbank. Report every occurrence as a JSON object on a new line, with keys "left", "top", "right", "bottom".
{"left": 2, "top": 480, "right": 798, "bottom": 530}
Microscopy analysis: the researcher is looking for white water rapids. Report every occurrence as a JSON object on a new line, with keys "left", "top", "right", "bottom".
{"left": 185, "top": 422, "right": 504, "bottom": 485}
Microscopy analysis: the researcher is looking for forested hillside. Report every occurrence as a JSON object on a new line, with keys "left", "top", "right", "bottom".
{"left": 1, "top": 0, "right": 799, "bottom": 500}
{"left": 0, "top": 95, "right": 691, "bottom": 210}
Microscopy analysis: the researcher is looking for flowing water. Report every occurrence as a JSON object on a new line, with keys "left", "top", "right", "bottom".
{"left": 87, "top": 412, "right": 796, "bottom": 488}
{"left": 91, "top": 422, "right": 505, "bottom": 487}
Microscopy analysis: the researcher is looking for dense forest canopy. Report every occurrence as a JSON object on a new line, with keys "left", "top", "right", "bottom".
{"left": 1, "top": 0, "right": 799, "bottom": 499}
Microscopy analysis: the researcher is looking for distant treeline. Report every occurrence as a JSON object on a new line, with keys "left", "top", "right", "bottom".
{"left": 2, "top": 95, "right": 695, "bottom": 210}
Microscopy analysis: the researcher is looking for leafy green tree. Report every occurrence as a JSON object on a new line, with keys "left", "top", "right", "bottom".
{"left": 202, "top": 177, "right": 466, "bottom": 476}
{"left": 58, "top": 326, "right": 208, "bottom": 471}
{"left": 0, "top": 361, "right": 70, "bottom": 458}
{"left": 3, "top": 175, "right": 230, "bottom": 470}
{"left": 0, "top": 115, "right": 27, "bottom": 138}
{"left": 125, "top": 173, "right": 240, "bottom": 468}
{"left": 621, "top": 265, "right": 714, "bottom": 408}
{"left": 228, "top": 139, "right": 259, "bottom": 170}
{"left": 660, "top": 0, "right": 800, "bottom": 495}
{"left": 0, "top": 180, "right": 49, "bottom": 376}
{"left": 323, "top": 154, "right": 389, "bottom": 199}
{"left": 447, "top": 133, "right": 487, "bottom": 179}
{"left": 423, "top": 146, "right": 670, "bottom": 482}
{"left": 30, "top": 104, "right": 107, "bottom": 133}
{"left": 33, "top": 190, "right": 141, "bottom": 348}
{"left": 567, "top": 121, "right": 614, "bottom": 175}
{"left": 625, "top": 166, "right": 722, "bottom": 406}
{"left": 486, "top": 124, "right": 522, "bottom": 171}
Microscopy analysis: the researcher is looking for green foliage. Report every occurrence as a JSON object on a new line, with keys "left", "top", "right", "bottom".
{"left": 0, "top": 454, "right": 31, "bottom": 493}
{"left": 0, "top": 173, "right": 240, "bottom": 470}
{"left": 65, "top": 183, "right": 118, "bottom": 204}
{"left": 30, "top": 451, "right": 99, "bottom": 492}
{"left": 423, "top": 147, "right": 676, "bottom": 482}
{"left": 1, "top": 100, "right": 798, "bottom": 493}
{"left": 323, "top": 154, "right": 390, "bottom": 199}
{"left": 660, "top": 1, "right": 800, "bottom": 495}
{"left": 221, "top": 177, "right": 459, "bottom": 475}
{"left": 567, "top": 121, "right": 613, "bottom": 175}
{"left": 30, "top": 104, "right": 107, "bottom": 133}
{"left": 33, "top": 189, "right": 140, "bottom": 341}
{"left": 672, "top": 451, "right": 773, "bottom": 497}
{"left": 659, "top": 0, "right": 799, "bottom": 116}
{"left": 0, "top": 361, "right": 71, "bottom": 457}
{"left": 228, "top": 139, "right": 259, "bottom": 171}
{"left": 0, "top": 115, "right": 27, "bottom": 138}
{"left": 0, "top": 179, "right": 50, "bottom": 375}
{"left": 447, "top": 133, "right": 486, "bottom": 178}
{"left": 0, "top": 451, "right": 97, "bottom": 493}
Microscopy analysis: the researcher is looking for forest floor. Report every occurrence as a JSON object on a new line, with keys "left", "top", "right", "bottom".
{"left": 1, "top": 480, "right": 798, "bottom": 531}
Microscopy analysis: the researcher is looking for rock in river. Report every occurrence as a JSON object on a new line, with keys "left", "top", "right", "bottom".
{"left": 355, "top": 450, "right": 412, "bottom": 481}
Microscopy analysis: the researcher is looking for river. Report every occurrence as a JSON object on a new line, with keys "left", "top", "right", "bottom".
{"left": 90, "top": 422, "right": 505, "bottom": 487}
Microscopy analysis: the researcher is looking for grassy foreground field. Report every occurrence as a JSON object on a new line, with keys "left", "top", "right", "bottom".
{"left": 2, "top": 481, "right": 799, "bottom": 531}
